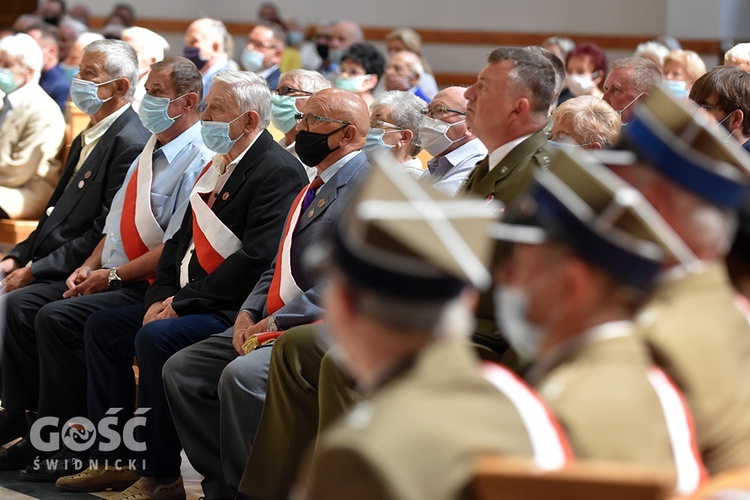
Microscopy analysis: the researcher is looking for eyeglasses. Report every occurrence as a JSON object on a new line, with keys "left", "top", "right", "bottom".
{"left": 274, "top": 86, "right": 313, "bottom": 97}
{"left": 371, "top": 120, "right": 404, "bottom": 130}
{"left": 294, "top": 113, "right": 350, "bottom": 127}
{"left": 246, "top": 39, "right": 277, "bottom": 50}
{"left": 420, "top": 104, "right": 467, "bottom": 119}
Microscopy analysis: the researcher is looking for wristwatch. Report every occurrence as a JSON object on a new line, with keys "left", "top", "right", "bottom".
{"left": 108, "top": 267, "right": 123, "bottom": 290}
{"left": 267, "top": 315, "right": 279, "bottom": 332}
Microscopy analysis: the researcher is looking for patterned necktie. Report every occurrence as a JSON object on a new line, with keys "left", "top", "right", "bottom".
{"left": 301, "top": 176, "right": 324, "bottom": 212}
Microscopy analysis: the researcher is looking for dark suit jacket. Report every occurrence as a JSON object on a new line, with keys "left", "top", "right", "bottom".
{"left": 39, "top": 64, "right": 70, "bottom": 111}
{"left": 5, "top": 106, "right": 150, "bottom": 281}
{"left": 265, "top": 68, "right": 281, "bottom": 91}
{"left": 145, "top": 129, "right": 308, "bottom": 324}
{"left": 241, "top": 151, "right": 371, "bottom": 330}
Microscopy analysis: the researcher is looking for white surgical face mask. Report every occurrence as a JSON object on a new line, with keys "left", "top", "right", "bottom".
{"left": 566, "top": 72, "right": 598, "bottom": 96}
{"left": 419, "top": 115, "right": 464, "bottom": 156}
{"left": 494, "top": 285, "right": 545, "bottom": 362}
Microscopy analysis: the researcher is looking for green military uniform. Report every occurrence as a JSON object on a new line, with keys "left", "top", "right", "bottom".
{"left": 636, "top": 261, "right": 750, "bottom": 474}
{"left": 530, "top": 322, "right": 681, "bottom": 468}
{"left": 304, "top": 340, "right": 569, "bottom": 500}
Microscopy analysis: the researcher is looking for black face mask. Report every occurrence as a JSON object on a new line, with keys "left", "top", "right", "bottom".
{"left": 295, "top": 125, "right": 347, "bottom": 166}
{"left": 44, "top": 16, "right": 60, "bottom": 26}
{"left": 184, "top": 46, "right": 208, "bottom": 71}
{"left": 316, "top": 43, "right": 329, "bottom": 61}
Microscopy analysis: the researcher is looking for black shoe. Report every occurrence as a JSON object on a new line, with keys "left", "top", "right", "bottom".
{"left": 0, "top": 438, "right": 52, "bottom": 471}
{"left": 0, "top": 409, "right": 29, "bottom": 446}
{"left": 19, "top": 447, "right": 88, "bottom": 482}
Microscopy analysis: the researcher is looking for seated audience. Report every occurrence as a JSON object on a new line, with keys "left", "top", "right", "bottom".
{"left": 366, "top": 90, "right": 424, "bottom": 177}
{"left": 320, "top": 20, "right": 363, "bottom": 78}
{"left": 25, "top": 22, "right": 70, "bottom": 110}
{"left": 0, "top": 32, "right": 66, "bottom": 220}
{"left": 183, "top": 18, "right": 232, "bottom": 97}
{"left": 550, "top": 95, "right": 621, "bottom": 149}
{"left": 334, "top": 42, "right": 385, "bottom": 107}
{"left": 61, "top": 31, "right": 104, "bottom": 85}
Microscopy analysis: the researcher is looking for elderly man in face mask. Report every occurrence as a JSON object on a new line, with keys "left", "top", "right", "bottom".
{"left": 420, "top": 86, "right": 487, "bottom": 196}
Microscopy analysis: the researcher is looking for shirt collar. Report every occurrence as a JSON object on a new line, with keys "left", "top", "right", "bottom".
{"left": 82, "top": 103, "right": 131, "bottom": 146}
{"left": 320, "top": 150, "right": 360, "bottom": 184}
{"left": 429, "top": 138, "right": 487, "bottom": 173}
{"left": 488, "top": 134, "right": 532, "bottom": 171}
{"left": 4, "top": 81, "right": 36, "bottom": 109}
{"left": 256, "top": 64, "right": 279, "bottom": 80}
{"left": 157, "top": 121, "right": 203, "bottom": 163}
{"left": 211, "top": 129, "right": 262, "bottom": 174}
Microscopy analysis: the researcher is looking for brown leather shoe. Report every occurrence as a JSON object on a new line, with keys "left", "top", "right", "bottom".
{"left": 55, "top": 464, "right": 139, "bottom": 492}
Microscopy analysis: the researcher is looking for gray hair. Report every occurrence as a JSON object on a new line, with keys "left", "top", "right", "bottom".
{"left": 526, "top": 45, "right": 566, "bottom": 97}
{"left": 256, "top": 21, "right": 287, "bottom": 49}
{"left": 610, "top": 57, "right": 663, "bottom": 95}
{"left": 121, "top": 26, "right": 170, "bottom": 64}
{"left": 552, "top": 95, "right": 621, "bottom": 147}
{"left": 0, "top": 33, "right": 43, "bottom": 78}
{"left": 488, "top": 47, "right": 556, "bottom": 114}
{"left": 212, "top": 70, "right": 272, "bottom": 129}
{"left": 83, "top": 39, "right": 139, "bottom": 100}
{"left": 542, "top": 36, "right": 575, "bottom": 59}
{"left": 280, "top": 69, "right": 331, "bottom": 93}
{"left": 151, "top": 57, "right": 203, "bottom": 108}
{"left": 371, "top": 90, "right": 424, "bottom": 154}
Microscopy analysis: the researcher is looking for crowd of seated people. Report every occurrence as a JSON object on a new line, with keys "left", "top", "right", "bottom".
{"left": 1, "top": 4, "right": 750, "bottom": 500}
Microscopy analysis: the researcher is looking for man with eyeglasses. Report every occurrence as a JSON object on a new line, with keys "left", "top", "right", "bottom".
{"left": 242, "top": 23, "right": 285, "bottom": 90}
{"left": 602, "top": 57, "right": 661, "bottom": 124}
{"left": 54, "top": 70, "right": 307, "bottom": 499}
{"left": 270, "top": 69, "right": 331, "bottom": 180}
{"left": 162, "top": 87, "right": 371, "bottom": 499}
{"left": 420, "top": 86, "right": 487, "bottom": 195}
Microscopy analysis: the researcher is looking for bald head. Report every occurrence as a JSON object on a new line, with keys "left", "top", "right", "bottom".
{"left": 329, "top": 20, "right": 363, "bottom": 50}
{"left": 309, "top": 88, "right": 370, "bottom": 137}
{"left": 434, "top": 86, "right": 469, "bottom": 108}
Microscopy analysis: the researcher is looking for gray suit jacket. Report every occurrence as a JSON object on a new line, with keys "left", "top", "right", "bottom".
{"left": 241, "top": 151, "right": 370, "bottom": 329}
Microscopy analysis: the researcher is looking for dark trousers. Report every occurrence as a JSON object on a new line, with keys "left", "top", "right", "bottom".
{"left": 85, "top": 304, "right": 231, "bottom": 477}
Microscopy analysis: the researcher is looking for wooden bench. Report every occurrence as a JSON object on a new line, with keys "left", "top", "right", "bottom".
{"left": 473, "top": 456, "right": 675, "bottom": 500}
{"left": 0, "top": 219, "right": 38, "bottom": 256}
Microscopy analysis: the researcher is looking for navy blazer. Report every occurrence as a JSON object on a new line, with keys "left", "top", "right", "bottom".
{"left": 6, "top": 106, "right": 150, "bottom": 280}
{"left": 145, "top": 129, "right": 308, "bottom": 324}
{"left": 241, "top": 151, "right": 371, "bottom": 329}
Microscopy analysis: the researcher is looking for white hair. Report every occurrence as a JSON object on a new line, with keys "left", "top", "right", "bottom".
{"left": 83, "top": 39, "right": 139, "bottom": 100}
{"left": 634, "top": 41, "right": 670, "bottom": 68}
{"left": 212, "top": 70, "right": 272, "bottom": 129}
{"left": 725, "top": 43, "right": 750, "bottom": 66}
{"left": 121, "top": 26, "right": 170, "bottom": 65}
{"left": 0, "top": 33, "right": 44, "bottom": 79}
{"left": 280, "top": 69, "right": 331, "bottom": 93}
{"left": 77, "top": 32, "right": 104, "bottom": 49}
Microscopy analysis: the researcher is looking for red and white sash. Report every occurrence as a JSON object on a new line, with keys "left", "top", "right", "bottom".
{"left": 481, "top": 362, "right": 573, "bottom": 470}
{"left": 646, "top": 367, "right": 707, "bottom": 495}
{"left": 266, "top": 184, "right": 310, "bottom": 314}
{"left": 120, "top": 135, "right": 166, "bottom": 261}
{"left": 188, "top": 160, "right": 242, "bottom": 274}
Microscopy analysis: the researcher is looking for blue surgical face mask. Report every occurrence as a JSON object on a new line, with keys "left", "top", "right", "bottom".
{"left": 287, "top": 31, "right": 304, "bottom": 46}
{"left": 70, "top": 77, "right": 118, "bottom": 115}
{"left": 271, "top": 94, "right": 300, "bottom": 134}
{"left": 138, "top": 92, "right": 189, "bottom": 134}
{"left": 364, "top": 128, "right": 396, "bottom": 158}
{"left": 0, "top": 67, "right": 19, "bottom": 94}
{"left": 201, "top": 112, "right": 247, "bottom": 154}
{"left": 241, "top": 48, "right": 266, "bottom": 72}
{"left": 664, "top": 80, "right": 688, "bottom": 98}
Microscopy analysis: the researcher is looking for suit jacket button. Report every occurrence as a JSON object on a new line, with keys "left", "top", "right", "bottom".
{"left": 78, "top": 180, "right": 85, "bottom": 188}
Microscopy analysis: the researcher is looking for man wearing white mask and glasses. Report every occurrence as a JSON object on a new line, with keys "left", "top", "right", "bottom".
{"left": 420, "top": 86, "right": 487, "bottom": 195}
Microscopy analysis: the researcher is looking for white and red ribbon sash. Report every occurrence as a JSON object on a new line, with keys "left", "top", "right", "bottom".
{"left": 188, "top": 160, "right": 242, "bottom": 274}
{"left": 481, "top": 362, "right": 573, "bottom": 470}
{"left": 120, "top": 135, "right": 166, "bottom": 262}
{"left": 646, "top": 367, "right": 707, "bottom": 495}
{"left": 266, "top": 184, "right": 310, "bottom": 314}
